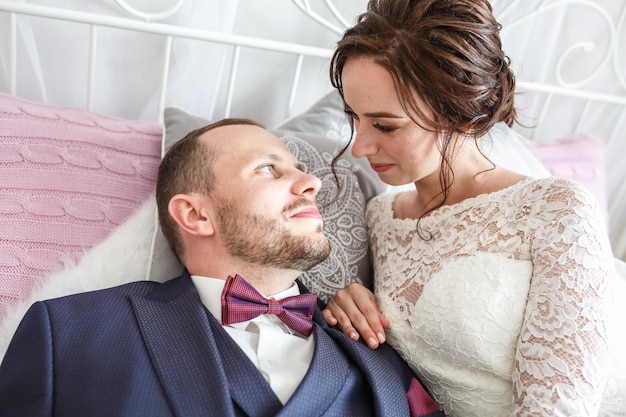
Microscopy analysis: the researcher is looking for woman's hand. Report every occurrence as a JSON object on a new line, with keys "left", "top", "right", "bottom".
{"left": 322, "top": 283, "right": 390, "bottom": 349}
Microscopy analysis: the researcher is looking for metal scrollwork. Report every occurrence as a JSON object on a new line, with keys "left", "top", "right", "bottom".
{"left": 289, "top": 0, "right": 350, "bottom": 35}
{"left": 494, "top": 0, "right": 625, "bottom": 91}
{"left": 114, "top": 0, "right": 184, "bottom": 22}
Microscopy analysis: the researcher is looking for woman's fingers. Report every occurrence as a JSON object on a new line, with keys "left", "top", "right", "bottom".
{"left": 323, "top": 283, "right": 389, "bottom": 349}
{"left": 322, "top": 296, "right": 360, "bottom": 341}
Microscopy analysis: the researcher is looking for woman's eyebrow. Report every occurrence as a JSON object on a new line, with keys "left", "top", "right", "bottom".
{"left": 363, "top": 111, "right": 404, "bottom": 118}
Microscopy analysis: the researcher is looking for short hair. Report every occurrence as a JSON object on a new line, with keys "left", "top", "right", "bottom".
{"left": 156, "top": 118, "right": 264, "bottom": 261}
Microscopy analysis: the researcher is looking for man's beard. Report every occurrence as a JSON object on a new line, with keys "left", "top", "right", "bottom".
{"left": 215, "top": 198, "right": 331, "bottom": 271}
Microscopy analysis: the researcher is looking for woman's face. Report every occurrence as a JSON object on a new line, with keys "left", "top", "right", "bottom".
{"left": 341, "top": 56, "right": 442, "bottom": 186}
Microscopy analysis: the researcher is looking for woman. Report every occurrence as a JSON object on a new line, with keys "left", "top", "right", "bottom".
{"left": 323, "top": 0, "right": 619, "bottom": 415}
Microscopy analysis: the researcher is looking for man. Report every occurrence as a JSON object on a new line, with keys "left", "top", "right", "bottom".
{"left": 0, "top": 119, "right": 443, "bottom": 416}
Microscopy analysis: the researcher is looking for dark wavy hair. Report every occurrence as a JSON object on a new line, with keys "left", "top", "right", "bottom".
{"left": 330, "top": 0, "right": 517, "bottom": 229}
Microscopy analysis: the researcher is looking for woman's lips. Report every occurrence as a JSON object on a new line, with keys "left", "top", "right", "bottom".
{"left": 370, "top": 163, "right": 393, "bottom": 173}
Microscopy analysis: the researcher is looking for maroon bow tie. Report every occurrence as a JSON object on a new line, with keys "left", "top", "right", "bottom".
{"left": 221, "top": 274, "right": 317, "bottom": 337}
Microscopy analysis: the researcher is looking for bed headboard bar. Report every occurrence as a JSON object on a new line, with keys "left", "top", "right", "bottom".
{"left": 0, "top": 0, "right": 333, "bottom": 122}
{"left": 0, "top": 2, "right": 332, "bottom": 57}
{"left": 516, "top": 80, "right": 626, "bottom": 106}
{"left": 1, "top": 0, "right": 625, "bottom": 139}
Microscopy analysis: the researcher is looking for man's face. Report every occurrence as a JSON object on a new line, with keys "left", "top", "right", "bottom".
{"left": 204, "top": 125, "right": 331, "bottom": 271}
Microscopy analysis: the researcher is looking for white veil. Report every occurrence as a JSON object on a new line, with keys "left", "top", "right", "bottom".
{"left": 478, "top": 122, "right": 550, "bottom": 178}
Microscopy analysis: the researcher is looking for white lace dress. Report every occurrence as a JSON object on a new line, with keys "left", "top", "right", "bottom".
{"left": 367, "top": 177, "right": 625, "bottom": 417}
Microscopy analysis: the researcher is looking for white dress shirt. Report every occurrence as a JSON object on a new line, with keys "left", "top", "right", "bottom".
{"left": 190, "top": 275, "right": 315, "bottom": 404}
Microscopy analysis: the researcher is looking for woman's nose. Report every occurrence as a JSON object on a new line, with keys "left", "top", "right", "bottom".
{"left": 351, "top": 129, "right": 376, "bottom": 158}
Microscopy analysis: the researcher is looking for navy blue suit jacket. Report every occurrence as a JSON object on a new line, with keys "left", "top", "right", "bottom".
{"left": 0, "top": 271, "right": 443, "bottom": 416}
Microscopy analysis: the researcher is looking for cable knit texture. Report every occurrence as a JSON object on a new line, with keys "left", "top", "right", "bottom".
{"left": 0, "top": 93, "right": 162, "bottom": 318}
{"left": 367, "top": 177, "right": 623, "bottom": 416}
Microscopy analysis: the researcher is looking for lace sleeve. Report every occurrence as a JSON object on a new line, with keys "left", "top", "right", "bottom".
{"left": 513, "top": 179, "right": 615, "bottom": 416}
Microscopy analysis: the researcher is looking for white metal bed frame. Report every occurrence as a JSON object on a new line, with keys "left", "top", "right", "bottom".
{"left": 0, "top": 0, "right": 334, "bottom": 122}
{"left": 2, "top": 0, "right": 625, "bottom": 122}
{"left": 493, "top": 0, "right": 626, "bottom": 145}
{"left": 1, "top": 0, "right": 625, "bottom": 258}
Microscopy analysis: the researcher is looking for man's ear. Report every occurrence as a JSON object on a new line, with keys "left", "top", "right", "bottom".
{"left": 168, "top": 194, "right": 215, "bottom": 236}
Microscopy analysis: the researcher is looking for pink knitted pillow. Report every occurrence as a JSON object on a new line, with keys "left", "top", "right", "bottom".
{"left": 526, "top": 135, "right": 608, "bottom": 222}
{"left": 0, "top": 93, "right": 162, "bottom": 318}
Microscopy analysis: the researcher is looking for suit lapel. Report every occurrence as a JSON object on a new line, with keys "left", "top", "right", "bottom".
{"left": 207, "top": 316, "right": 283, "bottom": 417}
{"left": 300, "top": 299, "right": 411, "bottom": 417}
{"left": 277, "top": 321, "right": 350, "bottom": 417}
{"left": 130, "top": 272, "right": 235, "bottom": 417}
{"left": 323, "top": 324, "right": 411, "bottom": 416}
{"left": 277, "top": 281, "right": 351, "bottom": 416}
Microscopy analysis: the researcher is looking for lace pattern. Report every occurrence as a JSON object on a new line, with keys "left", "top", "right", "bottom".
{"left": 367, "top": 177, "right": 620, "bottom": 417}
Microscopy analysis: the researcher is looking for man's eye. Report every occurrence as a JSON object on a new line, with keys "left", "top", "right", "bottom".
{"left": 258, "top": 165, "right": 275, "bottom": 174}
{"left": 373, "top": 122, "right": 394, "bottom": 133}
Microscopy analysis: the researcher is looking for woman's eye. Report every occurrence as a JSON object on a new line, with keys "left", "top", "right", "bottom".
{"left": 373, "top": 122, "right": 394, "bottom": 133}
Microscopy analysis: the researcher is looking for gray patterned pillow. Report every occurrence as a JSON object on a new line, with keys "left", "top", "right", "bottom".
{"left": 149, "top": 92, "right": 384, "bottom": 301}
